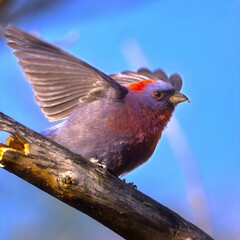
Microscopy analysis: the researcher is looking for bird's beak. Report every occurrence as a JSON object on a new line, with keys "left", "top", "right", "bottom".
{"left": 169, "top": 92, "right": 189, "bottom": 104}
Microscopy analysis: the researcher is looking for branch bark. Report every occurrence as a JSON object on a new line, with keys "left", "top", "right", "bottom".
{"left": 0, "top": 112, "right": 213, "bottom": 240}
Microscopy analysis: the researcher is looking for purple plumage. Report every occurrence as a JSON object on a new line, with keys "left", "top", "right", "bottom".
{"left": 5, "top": 25, "right": 188, "bottom": 176}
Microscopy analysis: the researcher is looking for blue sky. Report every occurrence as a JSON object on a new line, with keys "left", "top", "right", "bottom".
{"left": 0, "top": 1, "right": 239, "bottom": 239}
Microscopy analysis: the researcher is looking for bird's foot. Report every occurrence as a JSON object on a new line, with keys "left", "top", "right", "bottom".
{"left": 122, "top": 179, "right": 137, "bottom": 189}
{"left": 89, "top": 158, "right": 107, "bottom": 170}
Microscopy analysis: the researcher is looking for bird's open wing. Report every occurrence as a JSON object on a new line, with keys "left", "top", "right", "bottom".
{"left": 5, "top": 25, "right": 127, "bottom": 122}
{"left": 111, "top": 68, "right": 183, "bottom": 92}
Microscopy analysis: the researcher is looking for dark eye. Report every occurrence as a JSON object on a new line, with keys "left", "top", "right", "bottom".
{"left": 152, "top": 90, "right": 162, "bottom": 100}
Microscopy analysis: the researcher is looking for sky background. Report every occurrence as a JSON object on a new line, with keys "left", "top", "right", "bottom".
{"left": 0, "top": 0, "right": 239, "bottom": 239}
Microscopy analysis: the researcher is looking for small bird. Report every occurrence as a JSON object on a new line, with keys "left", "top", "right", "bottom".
{"left": 5, "top": 25, "right": 188, "bottom": 176}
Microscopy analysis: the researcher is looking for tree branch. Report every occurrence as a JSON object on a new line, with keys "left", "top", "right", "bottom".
{"left": 0, "top": 112, "right": 213, "bottom": 240}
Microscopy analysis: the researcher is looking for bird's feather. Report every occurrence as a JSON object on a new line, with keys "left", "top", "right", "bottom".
{"left": 5, "top": 25, "right": 128, "bottom": 121}
{"left": 111, "top": 68, "right": 183, "bottom": 92}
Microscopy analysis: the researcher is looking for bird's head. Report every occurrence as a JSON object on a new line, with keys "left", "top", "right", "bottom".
{"left": 128, "top": 78, "right": 188, "bottom": 114}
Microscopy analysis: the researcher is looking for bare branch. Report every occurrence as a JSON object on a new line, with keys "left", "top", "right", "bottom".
{"left": 0, "top": 112, "right": 213, "bottom": 240}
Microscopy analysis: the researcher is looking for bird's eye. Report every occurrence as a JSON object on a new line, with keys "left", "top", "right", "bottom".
{"left": 152, "top": 90, "right": 162, "bottom": 100}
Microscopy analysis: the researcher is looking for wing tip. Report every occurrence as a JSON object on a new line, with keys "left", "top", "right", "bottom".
{"left": 137, "top": 67, "right": 183, "bottom": 91}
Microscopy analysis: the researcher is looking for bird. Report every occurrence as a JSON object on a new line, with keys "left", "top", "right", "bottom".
{"left": 5, "top": 25, "right": 189, "bottom": 177}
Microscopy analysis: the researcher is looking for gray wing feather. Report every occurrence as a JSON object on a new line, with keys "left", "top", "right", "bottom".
{"left": 169, "top": 74, "right": 183, "bottom": 92}
{"left": 5, "top": 25, "right": 127, "bottom": 121}
{"left": 112, "top": 67, "right": 183, "bottom": 92}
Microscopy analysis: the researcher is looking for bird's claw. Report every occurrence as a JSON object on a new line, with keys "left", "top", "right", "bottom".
{"left": 122, "top": 179, "right": 137, "bottom": 189}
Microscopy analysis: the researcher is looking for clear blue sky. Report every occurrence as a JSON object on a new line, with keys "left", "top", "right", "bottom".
{"left": 0, "top": 1, "right": 239, "bottom": 239}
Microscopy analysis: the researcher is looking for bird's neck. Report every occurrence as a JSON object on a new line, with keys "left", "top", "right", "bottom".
{"left": 129, "top": 106, "right": 174, "bottom": 143}
{"left": 144, "top": 108, "right": 173, "bottom": 135}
